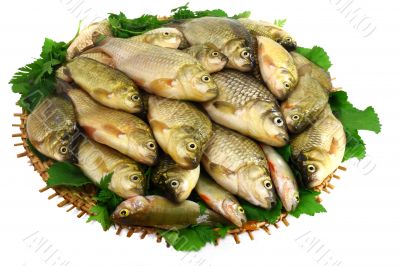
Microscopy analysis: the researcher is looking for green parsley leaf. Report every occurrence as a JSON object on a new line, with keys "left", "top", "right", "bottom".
{"left": 197, "top": 201, "right": 207, "bottom": 215}
{"left": 343, "top": 130, "right": 366, "bottom": 160}
{"left": 88, "top": 173, "right": 123, "bottom": 231}
{"left": 87, "top": 205, "right": 111, "bottom": 231}
{"left": 160, "top": 225, "right": 218, "bottom": 251}
{"left": 330, "top": 91, "right": 381, "bottom": 133}
{"left": 290, "top": 189, "right": 326, "bottom": 218}
{"left": 275, "top": 145, "right": 292, "bottom": 162}
{"left": 231, "top": 11, "right": 251, "bottom": 19}
{"left": 239, "top": 198, "right": 283, "bottom": 223}
{"left": 108, "top": 12, "right": 168, "bottom": 38}
{"left": 10, "top": 38, "right": 67, "bottom": 112}
{"left": 296, "top": 46, "right": 332, "bottom": 71}
{"left": 274, "top": 19, "right": 287, "bottom": 27}
{"left": 329, "top": 91, "right": 381, "bottom": 161}
{"left": 47, "top": 162, "right": 93, "bottom": 187}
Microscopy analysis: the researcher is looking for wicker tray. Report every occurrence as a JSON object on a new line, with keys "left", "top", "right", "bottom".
{"left": 12, "top": 111, "right": 346, "bottom": 246}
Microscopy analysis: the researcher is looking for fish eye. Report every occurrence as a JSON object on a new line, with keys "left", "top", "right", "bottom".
{"left": 292, "top": 114, "right": 300, "bottom": 121}
{"left": 241, "top": 50, "right": 250, "bottom": 58}
{"left": 307, "top": 164, "right": 316, "bottom": 173}
{"left": 283, "top": 82, "right": 291, "bottom": 89}
{"left": 285, "top": 37, "right": 292, "bottom": 42}
{"left": 201, "top": 75, "right": 211, "bottom": 83}
{"left": 273, "top": 117, "right": 284, "bottom": 126}
{"left": 238, "top": 206, "right": 245, "bottom": 213}
{"left": 119, "top": 209, "right": 130, "bottom": 217}
{"left": 130, "top": 175, "right": 140, "bottom": 182}
{"left": 170, "top": 180, "right": 180, "bottom": 188}
{"left": 59, "top": 146, "right": 68, "bottom": 155}
{"left": 211, "top": 51, "right": 219, "bottom": 57}
{"left": 163, "top": 32, "right": 170, "bottom": 36}
{"left": 264, "top": 180, "right": 272, "bottom": 189}
{"left": 146, "top": 141, "right": 156, "bottom": 150}
{"left": 187, "top": 142, "right": 197, "bottom": 151}
{"left": 131, "top": 94, "right": 140, "bottom": 101}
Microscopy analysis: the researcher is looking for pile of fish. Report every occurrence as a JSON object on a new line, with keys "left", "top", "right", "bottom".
{"left": 26, "top": 17, "right": 345, "bottom": 229}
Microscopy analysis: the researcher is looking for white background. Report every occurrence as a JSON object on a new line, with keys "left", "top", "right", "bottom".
{"left": 0, "top": 0, "right": 398, "bottom": 265}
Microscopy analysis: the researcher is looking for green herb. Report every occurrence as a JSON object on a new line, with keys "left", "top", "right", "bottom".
{"left": 108, "top": 12, "right": 168, "bottom": 38}
{"left": 231, "top": 11, "right": 251, "bottom": 19}
{"left": 47, "top": 162, "right": 93, "bottom": 187}
{"left": 160, "top": 224, "right": 230, "bottom": 251}
{"left": 296, "top": 46, "right": 332, "bottom": 71}
{"left": 329, "top": 91, "right": 381, "bottom": 161}
{"left": 290, "top": 189, "right": 326, "bottom": 218}
{"left": 87, "top": 173, "right": 124, "bottom": 231}
{"left": 197, "top": 201, "right": 207, "bottom": 215}
{"left": 10, "top": 38, "right": 67, "bottom": 112}
{"left": 274, "top": 18, "right": 287, "bottom": 27}
{"left": 276, "top": 145, "right": 292, "bottom": 162}
{"left": 239, "top": 199, "right": 283, "bottom": 224}
{"left": 108, "top": 3, "right": 251, "bottom": 38}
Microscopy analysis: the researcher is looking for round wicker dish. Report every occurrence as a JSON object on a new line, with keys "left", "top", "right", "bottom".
{"left": 12, "top": 111, "right": 346, "bottom": 247}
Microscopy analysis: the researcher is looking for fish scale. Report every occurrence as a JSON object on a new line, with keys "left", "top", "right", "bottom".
{"left": 179, "top": 17, "right": 252, "bottom": 49}
{"left": 212, "top": 70, "right": 276, "bottom": 107}
{"left": 205, "top": 125, "right": 266, "bottom": 171}
{"left": 100, "top": 38, "right": 199, "bottom": 80}
{"left": 149, "top": 96, "right": 211, "bottom": 140}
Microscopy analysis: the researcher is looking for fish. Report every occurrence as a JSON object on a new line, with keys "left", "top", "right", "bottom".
{"left": 112, "top": 195, "right": 229, "bottom": 229}
{"left": 261, "top": 144, "right": 299, "bottom": 212}
{"left": 195, "top": 173, "right": 247, "bottom": 227}
{"left": 77, "top": 138, "right": 146, "bottom": 198}
{"left": 202, "top": 124, "right": 277, "bottom": 209}
{"left": 26, "top": 97, "right": 77, "bottom": 161}
{"left": 67, "top": 20, "right": 112, "bottom": 60}
{"left": 84, "top": 36, "right": 218, "bottom": 101}
{"left": 238, "top": 18, "right": 297, "bottom": 50}
{"left": 128, "top": 27, "right": 184, "bottom": 49}
{"left": 183, "top": 43, "right": 228, "bottom": 73}
{"left": 64, "top": 57, "right": 142, "bottom": 113}
{"left": 290, "top": 106, "right": 346, "bottom": 188}
{"left": 257, "top": 36, "right": 298, "bottom": 100}
{"left": 172, "top": 17, "right": 256, "bottom": 72}
{"left": 78, "top": 52, "right": 115, "bottom": 67}
{"left": 291, "top": 52, "right": 333, "bottom": 92}
{"left": 65, "top": 88, "right": 158, "bottom": 165}
{"left": 281, "top": 75, "right": 329, "bottom": 133}
{"left": 151, "top": 155, "right": 200, "bottom": 202}
{"left": 203, "top": 70, "right": 288, "bottom": 146}
{"left": 147, "top": 95, "right": 212, "bottom": 169}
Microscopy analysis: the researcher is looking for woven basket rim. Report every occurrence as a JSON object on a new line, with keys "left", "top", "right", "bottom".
{"left": 12, "top": 111, "right": 345, "bottom": 246}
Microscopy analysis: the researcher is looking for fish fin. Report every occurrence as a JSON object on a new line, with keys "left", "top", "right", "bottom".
{"left": 329, "top": 138, "right": 339, "bottom": 155}
{"left": 149, "top": 78, "right": 175, "bottom": 92}
{"left": 199, "top": 193, "right": 211, "bottom": 203}
{"left": 297, "top": 64, "right": 313, "bottom": 77}
{"left": 209, "top": 162, "right": 233, "bottom": 176}
{"left": 213, "top": 101, "right": 236, "bottom": 114}
{"left": 102, "top": 124, "right": 124, "bottom": 137}
{"left": 81, "top": 52, "right": 115, "bottom": 68}
{"left": 55, "top": 66, "right": 73, "bottom": 82}
{"left": 150, "top": 120, "right": 169, "bottom": 133}
{"left": 267, "top": 161, "right": 276, "bottom": 174}
{"left": 260, "top": 52, "right": 276, "bottom": 67}
{"left": 93, "top": 88, "right": 113, "bottom": 99}
{"left": 82, "top": 126, "right": 97, "bottom": 139}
